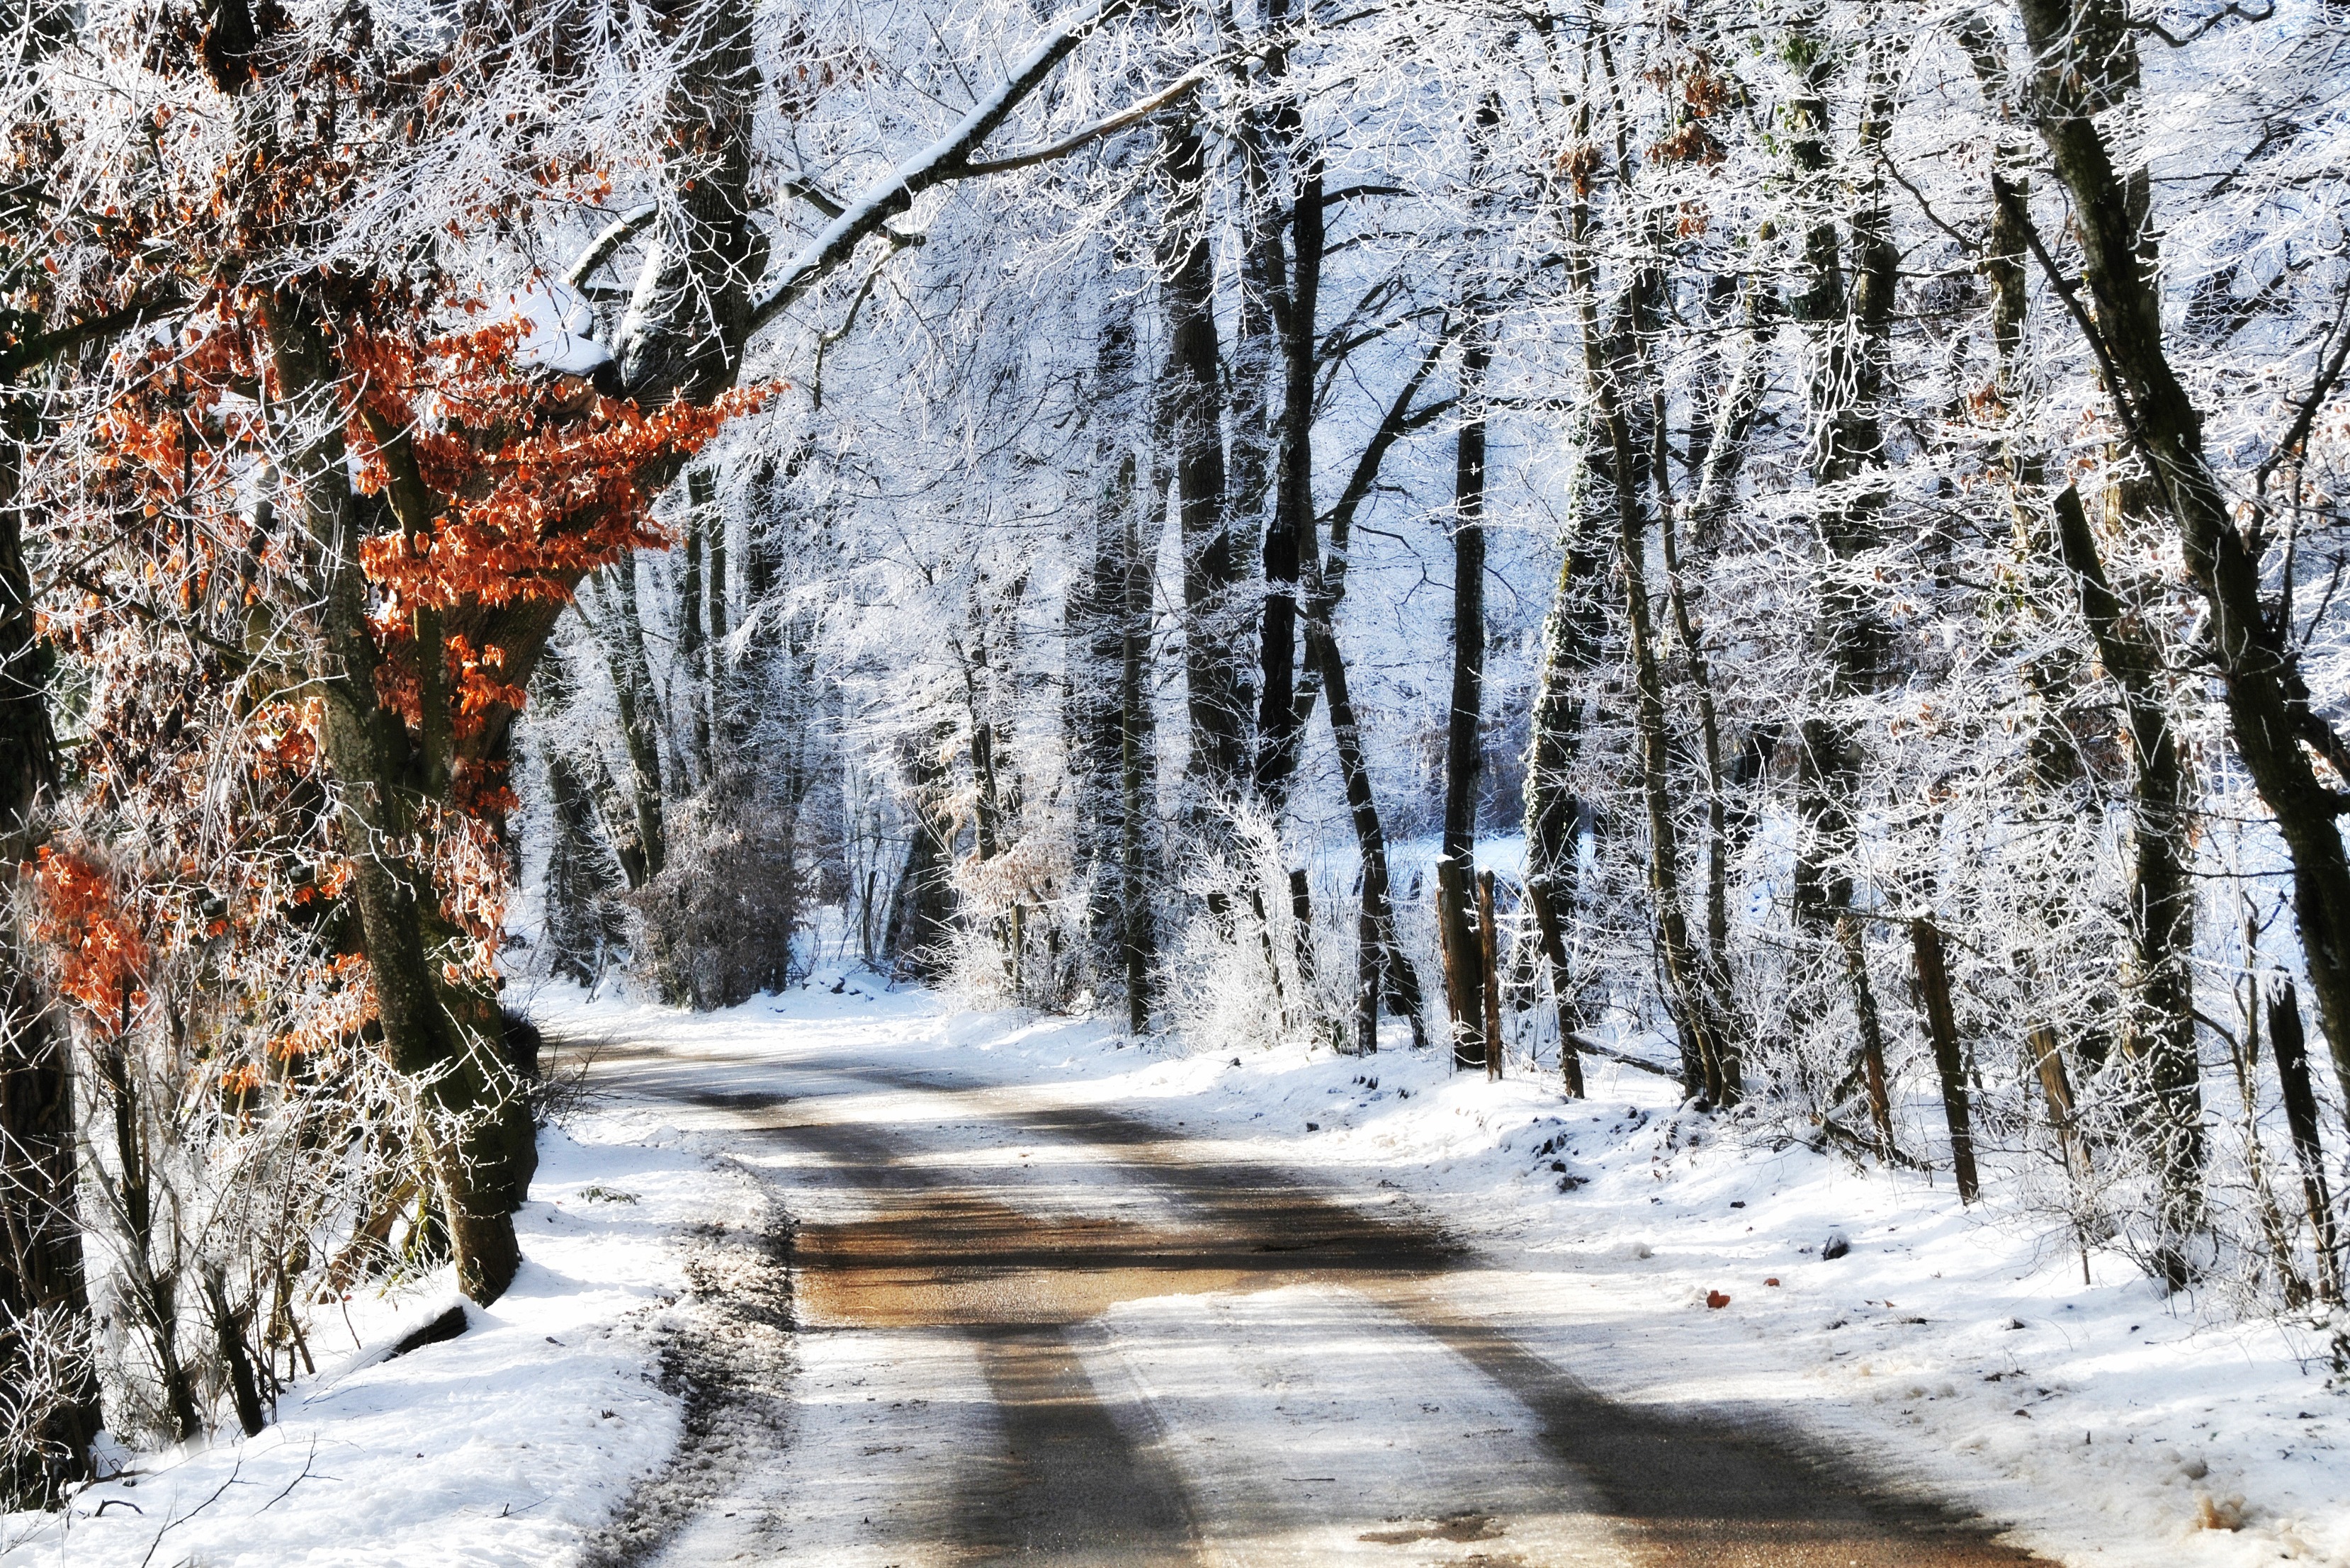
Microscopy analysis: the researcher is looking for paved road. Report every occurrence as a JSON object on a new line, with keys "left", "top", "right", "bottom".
{"left": 570, "top": 1032, "right": 2050, "bottom": 1568}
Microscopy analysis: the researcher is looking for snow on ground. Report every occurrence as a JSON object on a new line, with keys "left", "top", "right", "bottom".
{"left": 13, "top": 962, "right": 2341, "bottom": 1566}
{"left": 529, "top": 969, "right": 2350, "bottom": 1568}
{"left": 0, "top": 1112, "right": 752, "bottom": 1568}
{"left": 1075, "top": 1284, "right": 1634, "bottom": 1565}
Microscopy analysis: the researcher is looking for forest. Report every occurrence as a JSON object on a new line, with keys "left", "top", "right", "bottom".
{"left": 0, "top": 0, "right": 2341, "bottom": 1520}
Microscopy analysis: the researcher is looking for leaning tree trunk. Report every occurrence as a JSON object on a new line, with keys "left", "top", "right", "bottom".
{"left": 263, "top": 292, "right": 533, "bottom": 1306}
{"left": 1523, "top": 487, "right": 1605, "bottom": 1098}
{"left": 1283, "top": 338, "right": 1445, "bottom": 1054}
{"left": 2050, "top": 482, "right": 2201, "bottom": 1277}
{"left": 1306, "top": 617, "right": 1430, "bottom": 1051}
{"left": 2006, "top": 0, "right": 2334, "bottom": 1106}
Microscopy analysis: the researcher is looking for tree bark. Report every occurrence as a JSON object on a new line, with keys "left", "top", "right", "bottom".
{"left": 1654, "top": 388, "right": 1736, "bottom": 1055}
{"left": 1075, "top": 247, "right": 1145, "bottom": 997}
{"left": 1158, "top": 115, "right": 1243, "bottom": 801}
{"left": 2049, "top": 483, "right": 2201, "bottom": 1255}
{"left": 1476, "top": 869, "right": 1503, "bottom": 1081}
{"left": 2266, "top": 981, "right": 2341, "bottom": 1299}
{"left": 1253, "top": 20, "right": 1322, "bottom": 806}
{"left": 1440, "top": 317, "right": 1493, "bottom": 1073}
{"left": 1910, "top": 918, "right": 1981, "bottom": 1204}
{"left": 613, "top": 0, "right": 764, "bottom": 405}
{"left": 1568, "top": 226, "right": 1727, "bottom": 1102}
{"left": 1523, "top": 489, "right": 1605, "bottom": 1099}
{"left": 885, "top": 726, "right": 959, "bottom": 978}
{"left": 1784, "top": 31, "right": 1903, "bottom": 1129}
{"left": 263, "top": 291, "right": 531, "bottom": 1306}
{"left": 678, "top": 473, "right": 714, "bottom": 783}
{"left": 2009, "top": 0, "right": 2350, "bottom": 1134}
{"left": 0, "top": 424, "right": 98, "bottom": 1496}
{"left": 587, "top": 561, "right": 668, "bottom": 886}
{"left": 1304, "top": 619, "right": 1428, "bottom": 1049}
{"left": 1119, "top": 459, "right": 1157, "bottom": 1034}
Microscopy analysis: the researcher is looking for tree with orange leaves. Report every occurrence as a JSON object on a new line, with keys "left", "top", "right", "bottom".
{"left": 77, "top": 276, "right": 765, "bottom": 1303}
{"left": 3, "top": 1, "right": 1166, "bottom": 1482}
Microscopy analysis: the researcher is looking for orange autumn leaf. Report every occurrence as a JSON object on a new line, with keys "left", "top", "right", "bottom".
{"left": 26, "top": 847, "right": 149, "bottom": 1034}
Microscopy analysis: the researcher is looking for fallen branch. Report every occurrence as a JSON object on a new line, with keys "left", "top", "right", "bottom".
{"left": 1565, "top": 1032, "right": 1679, "bottom": 1081}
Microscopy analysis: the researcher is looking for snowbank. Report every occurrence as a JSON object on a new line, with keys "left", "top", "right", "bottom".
{"left": 0, "top": 1112, "right": 746, "bottom": 1568}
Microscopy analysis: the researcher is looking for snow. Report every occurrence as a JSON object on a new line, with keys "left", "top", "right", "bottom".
{"left": 17, "top": 970, "right": 2342, "bottom": 1564}
{"left": 508, "top": 279, "right": 612, "bottom": 376}
{"left": 0, "top": 1117, "right": 750, "bottom": 1567}
{"left": 1073, "top": 1287, "right": 1635, "bottom": 1564}
{"left": 525, "top": 974, "right": 2350, "bottom": 1568}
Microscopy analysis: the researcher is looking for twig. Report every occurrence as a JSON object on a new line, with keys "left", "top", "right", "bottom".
{"left": 140, "top": 1451, "right": 249, "bottom": 1568}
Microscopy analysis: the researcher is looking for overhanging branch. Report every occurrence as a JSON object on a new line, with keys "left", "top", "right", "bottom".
{"left": 958, "top": 60, "right": 1221, "bottom": 177}
{"left": 0, "top": 289, "right": 186, "bottom": 378}
{"left": 745, "top": 0, "right": 1143, "bottom": 334}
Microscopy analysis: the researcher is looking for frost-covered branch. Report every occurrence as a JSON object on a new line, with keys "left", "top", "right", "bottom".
{"left": 745, "top": 0, "right": 1138, "bottom": 331}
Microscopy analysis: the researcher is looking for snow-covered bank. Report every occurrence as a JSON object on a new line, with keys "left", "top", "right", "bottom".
{"left": 0, "top": 1115, "right": 745, "bottom": 1568}
{"left": 532, "top": 975, "right": 2350, "bottom": 1568}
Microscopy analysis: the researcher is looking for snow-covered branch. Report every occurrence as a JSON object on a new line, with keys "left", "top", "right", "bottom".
{"left": 745, "top": 0, "right": 1136, "bottom": 332}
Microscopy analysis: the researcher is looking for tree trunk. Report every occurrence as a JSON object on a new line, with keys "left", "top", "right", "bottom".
{"left": 1436, "top": 857, "right": 1483, "bottom": 1071}
{"left": 1075, "top": 249, "right": 1144, "bottom": 997}
{"left": 1119, "top": 456, "right": 1157, "bottom": 1034}
{"left": 1910, "top": 918, "right": 1980, "bottom": 1204}
{"left": 2011, "top": 0, "right": 2350, "bottom": 1134}
{"left": 1476, "top": 869, "right": 1503, "bottom": 1081}
{"left": 1527, "top": 881, "right": 1584, "bottom": 1095}
{"left": 1785, "top": 33, "right": 1902, "bottom": 1125}
{"left": 0, "top": 2, "right": 99, "bottom": 1497}
{"left": 1158, "top": 115, "right": 1243, "bottom": 802}
{"left": 612, "top": 0, "right": 763, "bottom": 405}
{"left": 1253, "top": 68, "right": 1323, "bottom": 806}
{"left": 1838, "top": 915, "right": 1894, "bottom": 1156}
{"left": 2050, "top": 482, "right": 2201, "bottom": 1263}
{"left": 263, "top": 291, "right": 530, "bottom": 1306}
{"left": 678, "top": 472, "right": 714, "bottom": 782}
{"left": 0, "top": 429, "right": 98, "bottom": 1496}
{"left": 1305, "top": 619, "right": 1429, "bottom": 1049}
{"left": 1654, "top": 388, "right": 1736, "bottom": 1072}
{"left": 1569, "top": 239, "right": 1726, "bottom": 1102}
{"left": 885, "top": 726, "right": 959, "bottom": 978}
{"left": 1440, "top": 318, "right": 1492, "bottom": 1073}
{"left": 587, "top": 560, "right": 668, "bottom": 886}
{"left": 2266, "top": 981, "right": 2341, "bottom": 1299}
{"left": 1523, "top": 492, "right": 1605, "bottom": 1100}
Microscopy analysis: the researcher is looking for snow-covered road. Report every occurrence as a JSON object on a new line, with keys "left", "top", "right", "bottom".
{"left": 573, "top": 1018, "right": 2043, "bottom": 1567}
{"left": 23, "top": 977, "right": 2333, "bottom": 1567}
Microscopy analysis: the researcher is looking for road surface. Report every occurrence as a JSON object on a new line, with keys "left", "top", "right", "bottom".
{"left": 565, "top": 1030, "right": 2048, "bottom": 1568}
